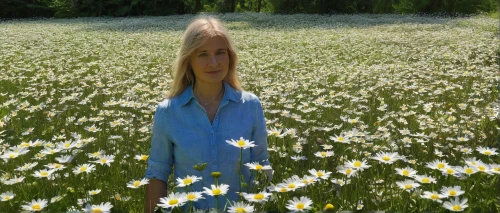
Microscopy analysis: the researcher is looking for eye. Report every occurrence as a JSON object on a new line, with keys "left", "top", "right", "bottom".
{"left": 217, "top": 50, "right": 227, "bottom": 55}
{"left": 198, "top": 53, "right": 207, "bottom": 57}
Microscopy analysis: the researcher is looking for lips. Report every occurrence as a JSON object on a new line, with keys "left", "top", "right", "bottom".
{"left": 206, "top": 70, "right": 221, "bottom": 74}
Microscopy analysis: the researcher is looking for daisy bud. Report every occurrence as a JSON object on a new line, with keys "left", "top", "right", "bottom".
{"left": 211, "top": 171, "right": 221, "bottom": 178}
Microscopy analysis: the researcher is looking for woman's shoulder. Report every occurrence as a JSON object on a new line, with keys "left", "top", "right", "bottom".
{"left": 238, "top": 90, "right": 262, "bottom": 104}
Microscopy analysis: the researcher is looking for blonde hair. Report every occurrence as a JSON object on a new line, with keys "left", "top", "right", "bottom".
{"left": 168, "top": 16, "right": 241, "bottom": 98}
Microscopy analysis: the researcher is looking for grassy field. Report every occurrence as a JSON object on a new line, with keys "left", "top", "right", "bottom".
{"left": 0, "top": 13, "right": 499, "bottom": 212}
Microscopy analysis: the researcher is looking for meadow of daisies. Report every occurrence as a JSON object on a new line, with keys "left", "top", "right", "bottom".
{"left": 0, "top": 13, "right": 499, "bottom": 212}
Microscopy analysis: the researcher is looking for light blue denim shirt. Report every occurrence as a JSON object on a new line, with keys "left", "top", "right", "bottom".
{"left": 145, "top": 81, "right": 270, "bottom": 211}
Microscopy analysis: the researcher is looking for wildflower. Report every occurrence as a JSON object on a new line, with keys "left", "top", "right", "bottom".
{"left": 134, "top": 154, "right": 149, "bottom": 161}
{"left": 443, "top": 197, "right": 468, "bottom": 212}
{"left": 88, "top": 150, "right": 105, "bottom": 159}
{"left": 56, "top": 141, "right": 77, "bottom": 150}
{"left": 242, "top": 191, "right": 272, "bottom": 203}
{"left": 337, "top": 166, "right": 357, "bottom": 177}
{"left": 1, "top": 191, "right": 15, "bottom": 201}
{"left": 345, "top": 159, "right": 371, "bottom": 171}
{"left": 88, "top": 189, "right": 101, "bottom": 196}
{"left": 45, "top": 163, "right": 66, "bottom": 171}
{"left": 299, "top": 175, "right": 318, "bottom": 186}
{"left": 21, "top": 198, "right": 48, "bottom": 212}
{"left": 85, "top": 201, "right": 113, "bottom": 213}
{"left": 84, "top": 125, "right": 101, "bottom": 132}
{"left": 395, "top": 167, "right": 417, "bottom": 178}
{"left": 290, "top": 155, "right": 307, "bottom": 161}
{"left": 477, "top": 146, "right": 498, "bottom": 156}
{"left": 426, "top": 160, "right": 449, "bottom": 170}
{"left": 308, "top": 169, "right": 331, "bottom": 180}
{"left": 50, "top": 194, "right": 65, "bottom": 203}
{"left": 489, "top": 164, "right": 500, "bottom": 174}
{"left": 267, "top": 127, "right": 285, "bottom": 138}
{"left": 185, "top": 191, "right": 205, "bottom": 202}
{"left": 228, "top": 201, "right": 255, "bottom": 213}
{"left": 176, "top": 175, "right": 202, "bottom": 187}
{"left": 440, "top": 166, "right": 461, "bottom": 176}
{"left": 244, "top": 162, "right": 272, "bottom": 171}
{"left": 33, "top": 169, "right": 56, "bottom": 179}
{"left": 203, "top": 184, "right": 230, "bottom": 196}
{"left": 127, "top": 178, "right": 149, "bottom": 189}
{"left": 324, "top": 203, "right": 335, "bottom": 212}
{"left": 422, "top": 191, "right": 444, "bottom": 203}
{"left": 281, "top": 176, "right": 305, "bottom": 191}
{"left": 413, "top": 175, "right": 436, "bottom": 184}
{"left": 371, "top": 152, "right": 403, "bottom": 164}
{"left": 157, "top": 192, "right": 187, "bottom": 209}
{"left": 440, "top": 186, "right": 465, "bottom": 197}
{"left": 93, "top": 155, "right": 115, "bottom": 166}
{"left": 456, "top": 166, "right": 478, "bottom": 176}
{"left": 72, "top": 164, "right": 96, "bottom": 175}
{"left": 286, "top": 196, "right": 313, "bottom": 212}
{"left": 55, "top": 155, "right": 75, "bottom": 164}
{"left": 226, "top": 137, "right": 256, "bottom": 149}
{"left": 396, "top": 179, "right": 421, "bottom": 191}
{"left": 16, "top": 162, "right": 38, "bottom": 171}
{"left": 356, "top": 200, "right": 364, "bottom": 210}
{"left": 314, "top": 151, "right": 334, "bottom": 158}
{"left": 330, "top": 134, "right": 350, "bottom": 144}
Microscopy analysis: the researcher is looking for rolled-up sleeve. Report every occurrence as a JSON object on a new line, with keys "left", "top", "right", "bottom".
{"left": 145, "top": 102, "right": 173, "bottom": 183}
{"left": 250, "top": 98, "right": 270, "bottom": 166}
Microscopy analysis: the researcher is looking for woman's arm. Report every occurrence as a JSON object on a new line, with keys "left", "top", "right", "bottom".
{"left": 145, "top": 178, "right": 167, "bottom": 213}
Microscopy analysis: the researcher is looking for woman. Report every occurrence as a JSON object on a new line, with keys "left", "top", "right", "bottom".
{"left": 145, "top": 16, "right": 271, "bottom": 212}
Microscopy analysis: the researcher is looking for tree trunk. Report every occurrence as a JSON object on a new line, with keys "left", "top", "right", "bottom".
{"left": 231, "top": 0, "right": 236, "bottom": 12}
{"left": 195, "top": 0, "right": 201, "bottom": 13}
{"left": 257, "top": 0, "right": 261, "bottom": 12}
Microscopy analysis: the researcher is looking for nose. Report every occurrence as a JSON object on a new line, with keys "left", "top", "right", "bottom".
{"left": 208, "top": 55, "right": 217, "bottom": 67}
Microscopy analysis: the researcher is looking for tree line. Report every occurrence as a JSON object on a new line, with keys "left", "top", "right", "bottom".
{"left": 1, "top": 0, "right": 498, "bottom": 18}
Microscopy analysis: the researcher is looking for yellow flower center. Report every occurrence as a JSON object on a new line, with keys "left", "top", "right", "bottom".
{"left": 446, "top": 168, "right": 454, "bottom": 174}
{"left": 430, "top": 194, "right": 439, "bottom": 200}
{"left": 452, "top": 205, "right": 461, "bottom": 211}
{"left": 338, "top": 137, "right": 344, "bottom": 142}
{"left": 296, "top": 203, "right": 304, "bottom": 210}
{"left": 321, "top": 152, "right": 326, "bottom": 157}
{"left": 465, "top": 168, "right": 474, "bottom": 174}
{"left": 91, "top": 191, "right": 97, "bottom": 195}
{"left": 317, "top": 172, "right": 324, "bottom": 177}
{"left": 80, "top": 166, "right": 87, "bottom": 172}
{"left": 402, "top": 170, "right": 409, "bottom": 176}
{"left": 354, "top": 161, "right": 361, "bottom": 167}
{"left": 280, "top": 187, "right": 287, "bottom": 192}
{"left": 133, "top": 181, "right": 141, "bottom": 187}
{"left": 404, "top": 184, "right": 412, "bottom": 189}
{"left": 382, "top": 156, "right": 390, "bottom": 161}
{"left": 55, "top": 164, "right": 62, "bottom": 168}
{"left": 494, "top": 167, "right": 499, "bottom": 172}
{"left": 449, "top": 190, "right": 456, "bottom": 196}
{"left": 4, "top": 196, "right": 11, "bottom": 200}
{"left": 9, "top": 153, "right": 16, "bottom": 158}
{"left": 437, "top": 163, "right": 445, "bottom": 169}
{"left": 92, "top": 208, "right": 102, "bottom": 213}
{"left": 235, "top": 207, "right": 246, "bottom": 212}
{"left": 64, "top": 143, "right": 70, "bottom": 148}
{"left": 183, "top": 178, "right": 192, "bottom": 185}
{"left": 32, "top": 204, "right": 41, "bottom": 210}
{"left": 477, "top": 166, "right": 486, "bottom": 171}
{"left": 288, "top": 183, "right": 296, "bottom": 188}
{"left": 40, "top": 171, "right": 49, "bottom": 177}
{"left": 140, "top": 155, "right": 149, "bottom": 161}
{"left": 237, "top": 140, "right": 245, "bottom": 147}
{"left": 187, "top": 194, "right": 196, "bottom": 200}
{"left": 346, "top": 168, "right": 352, "bottom": 175}
{"left": 254, "top": 194, "right": 264, "bottom": 200}
{"left": 325, "top": 203, "right": 334, "bottom": 210}
{"left": 422, "top": 178, "right": 430, "bottom": 183}
{"left": 255, "top": 165, "right": 263, "bottom": 170}
{"left": 212, "top": 189, "right": 221, "bottom": 195}
{"left": 101, "top": 159, "right": 107, "bottom": 163}
{"left": 168, "top": 199, "right": 178, "bottom": 205}
{"left": 484, "top": 151, "right": 491, "bottom": 155}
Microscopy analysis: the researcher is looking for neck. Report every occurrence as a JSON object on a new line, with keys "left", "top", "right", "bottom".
{"left": 193, "top": 82, "right": 224, "bottom": 102}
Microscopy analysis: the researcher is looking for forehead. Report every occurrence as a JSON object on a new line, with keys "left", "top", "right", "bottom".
{"left": 196, "top": 36, "right": 227, "bottom": 51}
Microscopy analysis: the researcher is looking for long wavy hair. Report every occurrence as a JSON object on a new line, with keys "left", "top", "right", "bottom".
{"left": 167, "top": 16, "right": 241, "bottom": 98}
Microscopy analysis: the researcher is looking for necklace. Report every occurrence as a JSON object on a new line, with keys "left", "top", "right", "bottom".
{"left": 195, "top": 88, "right": 224, "bottom": 106}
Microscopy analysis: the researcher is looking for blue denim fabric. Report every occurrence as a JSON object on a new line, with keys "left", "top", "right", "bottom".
{"left": 145, "top": 81, "right": 270, "bottom": 211}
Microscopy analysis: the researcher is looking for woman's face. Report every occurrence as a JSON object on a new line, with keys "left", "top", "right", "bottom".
{"left": 190, "top": 36, "right": 230, "bottom": 86}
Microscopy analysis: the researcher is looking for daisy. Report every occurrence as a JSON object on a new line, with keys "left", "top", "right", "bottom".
{"left": 15, "top": 162, "right": 38, "bottom": 171}
{"left": 127, "top": 178, "right": 150, "bottom": 189}
{"left": 185, "top": 191, "right": 205, "bottom": 202}
{"left": 88, "top": 150, "right": 105, "bottom": 159}
{"left": 242, "top": 191, "right": 272, "bottom": 203}
{"left": 45, "top": 163, "right": 66, "bottom": 171}
{"left": 72, "top": 164, "right": 96, "bottom": 175}
{"left": 21, "top": 198, "right": 48, "bottom": 212}
{"left": 228, "top": 201, "right": 255, "bottom": 213}
{"left": 267, "top": 127, "right": 285, "bottom": 138}
{"left": 269, "top": 184, "right": 289, "bottom": 193}
{"left": 413, "top": 175, "right": 436, "bottom": 184}
{"left": 203, "top": 184, "right": 230, "bottom": 196}
{"left": 474, "top": 162, "right": 492, "bottom": 174}
{"left": 50, "top": 194, "right": 65, "bottom": 203}
{"left": 344, "top": 159, "right": 371, "bottom": 171}
{"left": 280, "top": 175, "right": 305, "bottom": 191}
{"left": 330, "top": 134, "right": 350, "bottom": 144}
{"left": 456, "top": 166, "right": 478, "bottom": 176}
{"left": 440, "top": 166, "right": 461, "bottom": 176}
{"left": 157, "top": 192, "right": 187, "bottom": 209}
{"left": 226, "top": 137, "right": 256, "bottom": 149}
{"left": 443, "top": 197, "right": 468, "bottom": 212}
{"left": 176, "top": 175, "right": 202, "bottom": 187}
{"left": 337, "top": 166, "right": 357, "bottom": 177}
{"left": 422, "top": 191, "right": 444, "bottom": 203}
{"left": 476, "top": 146, "right": 498, "bottom": 156}
{"left": 85, "top": 201, "right": 113, "bottom": 213}
{"left": 426, "top": 160, "right": 449, "bottom": 170}
{"left": 0, "top": 191, "right": 15, "bottom": 201}
{"left": 88, "top": 189, "right": 101, "bottom": 196}
{"left": 308, "top": 169, "right": 332, "bottom": 180}
{"left": 244, "top": 162, "right": 272, "bottom": 171}
{"left": 33, "top": 169, "right": 56, "bottom": 179}
{"left": 93, "top": 155, "right": 115, "bottom": 166}
{"left": 84, "top": 124, "right": 101, "bottom": 132}
{"left": 56, "top": 141, "right": 77, "bottom": 150}
{"left": 3, "top": 175, "right": 25, "bottom": 185}
{"left": 134, "top": 154, "right": 149, "bottom": 161}
{"left": 395, "top": 167, "right": 417, "bottom": 178}
{"left": 396, "top": 179, "right": 421, "bottom": 191}
{"left": 314, "top": 151, "right": 334, "bottom": 158}
{"left": 489, "top": 164, "right": 500, "bottom": 174}
{"left": 299, "top": 175, "right": 318, "bottom": 186}
{"left": 371, "top": 152, "right": 403, "bottom": 164}
{"left": 286, "top": 196, "right": 313, "bottom": 212}
{"left": 55, "top": 155, "right": 75, "bottom": 163}
{"left": 440, "top": 186, "right": 465, "bottom": 197}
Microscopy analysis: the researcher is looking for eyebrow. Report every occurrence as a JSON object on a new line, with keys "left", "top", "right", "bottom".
{"left": 197, "top": 48, "right": 227, "bottom": 53}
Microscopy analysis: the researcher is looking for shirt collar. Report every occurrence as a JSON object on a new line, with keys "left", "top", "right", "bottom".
{"left": 179, "top": 81, "right": 241, "bottom": 106}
